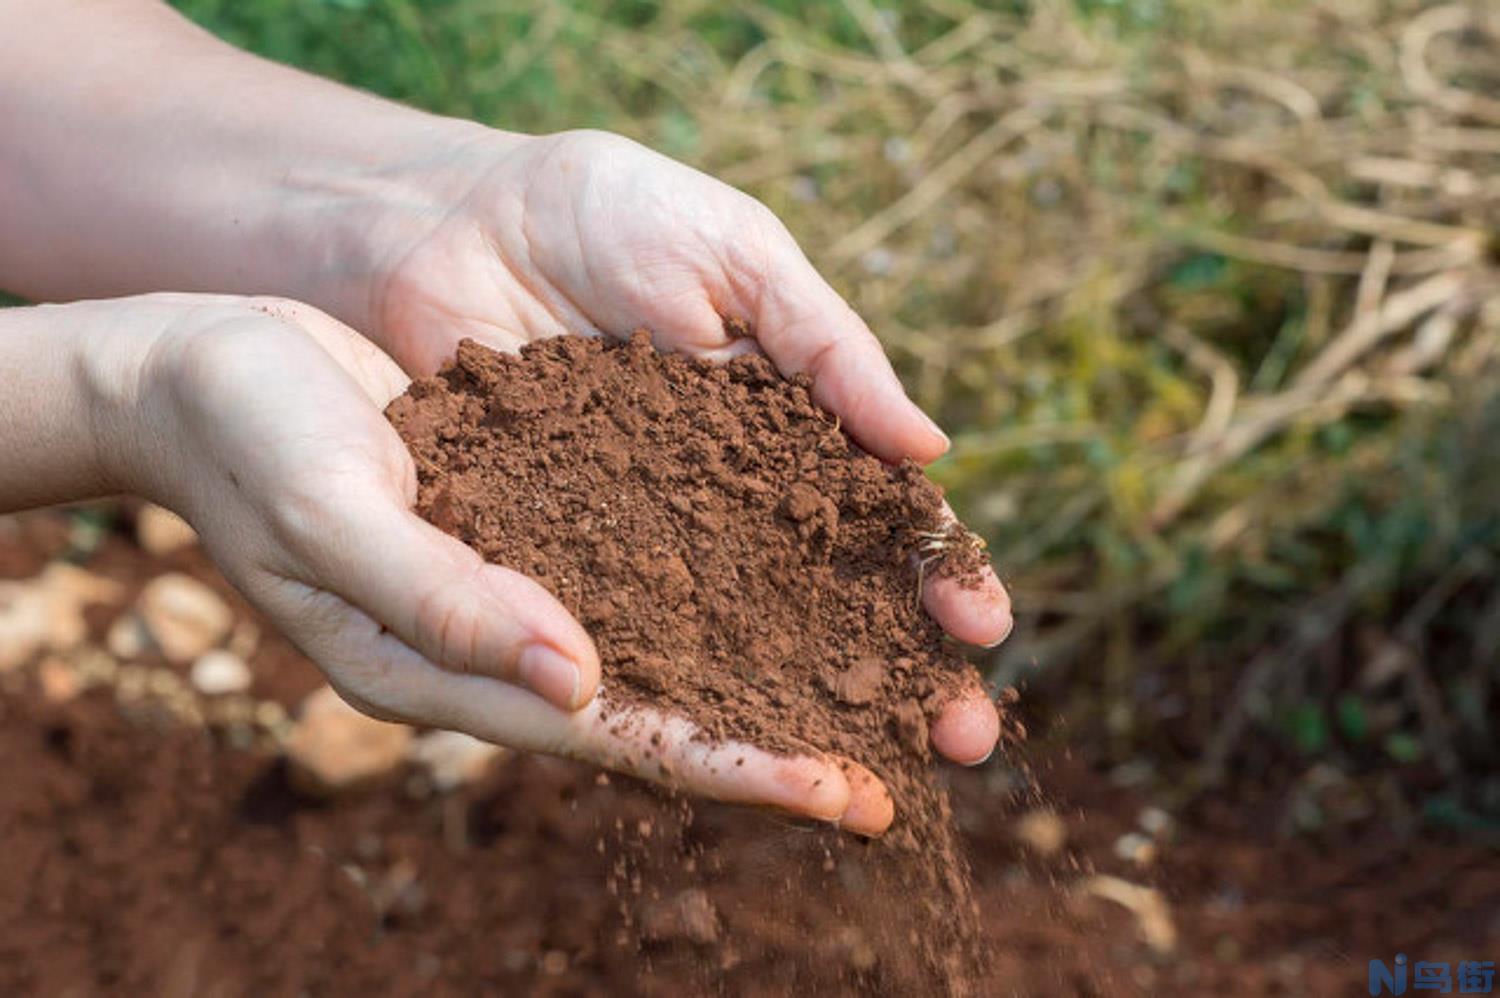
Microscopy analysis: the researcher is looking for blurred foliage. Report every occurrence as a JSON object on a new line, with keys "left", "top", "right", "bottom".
{"left": 169, "top": 0, "right": 1500, "bottom": 831}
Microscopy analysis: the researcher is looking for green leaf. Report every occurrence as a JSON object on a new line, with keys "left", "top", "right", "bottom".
{"left": 1335, "top": 694, "right": 1368, "bottom": 743}
{"left": 1287, "top": 704, "right": 1327, "bottom": 754}
{"left": 1383, "top": 731, "right": 1423, "bottom": 764}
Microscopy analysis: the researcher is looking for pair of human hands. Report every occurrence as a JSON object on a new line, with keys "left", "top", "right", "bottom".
{"left": 111, "top": 130, "right": 1012, "bottom": 836}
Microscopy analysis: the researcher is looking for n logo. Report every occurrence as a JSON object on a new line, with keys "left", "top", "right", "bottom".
{"left": 1369, "top": 954, "right": 1408, "bottom": 996}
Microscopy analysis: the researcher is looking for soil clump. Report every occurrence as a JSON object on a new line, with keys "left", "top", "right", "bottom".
{"left": 387, "top": 332, "right": 999, "bottom": 990}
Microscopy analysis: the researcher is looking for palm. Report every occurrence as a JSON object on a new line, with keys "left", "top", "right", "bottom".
{"left": 380, "top": 130, "right": 774, "bottom": 374}
{"left": 371, "top": 128, "right": 1012, "bottom": 781}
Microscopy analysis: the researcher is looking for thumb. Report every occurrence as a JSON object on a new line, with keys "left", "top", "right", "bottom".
{"left": 250, "top": 298, "right": 602, "bottom": 711}
{"left": 294, "top": 493, "right": 602, "bottom": 711}
{"left": 712, "top": 212, "right": 949, "bottom": 465}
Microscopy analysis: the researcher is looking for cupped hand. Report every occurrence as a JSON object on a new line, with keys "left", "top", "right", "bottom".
{"left": 105, "top": 294, "right": 903, "bottom": 832}
{"left": 364, "top": 128, "right": 1013, "bottom": 778}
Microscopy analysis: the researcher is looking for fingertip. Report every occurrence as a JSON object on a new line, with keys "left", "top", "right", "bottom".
{"left": 768, "top": 754, "right": 852, "bottom": 822}
{"left": 516, "top": 643, "right": 585, "bottom": 711}
{"left": 923, "top": 563, "right": 1013, "bottom": 647}
{"left": 480, "top": 565, "right": 602, "bottom": 705}
{"left": 836, "top": 761, "right": 895, "bottom": 837}
{"left": 815, "top": 363, "right": 950, "bottom": 466}
{"left": 931, "top": 692, "right": 1001, "bottom": 766}
{"left": 908, "top": 405, "right": 951, "bottom": 465}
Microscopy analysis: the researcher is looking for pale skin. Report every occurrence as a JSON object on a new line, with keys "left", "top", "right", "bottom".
{"left": 0, "top": 1, "right": 1013, "bottom": 836}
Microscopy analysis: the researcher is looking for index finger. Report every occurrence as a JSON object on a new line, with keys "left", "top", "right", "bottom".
{"left": 744, "top": 221, "right": 950, "bottom": 465}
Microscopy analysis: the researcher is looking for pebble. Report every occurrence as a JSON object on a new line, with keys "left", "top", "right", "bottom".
{"left": 39, "top": 563, "right": 125, "bottom": 607}
{"left": 0, "top": 566, "right": 122, "bottom": 671}
{"left": 253, "top": 701, "right": 288, "bottom": 730}
{"left": 1082, "top": 875, "right": 1177, "bottom": 954}
{"left": 136, "top": 573, "right": 233, "bottom": 663}
{"left": 1014, "top": 808, "right": 1068, "bottom": 858}
{"left": 407, "top": 730, "right": 505, "bottom": 792}
{"left": 147, "top": 669, "right": 183, "bottom": 697}
{"left": 190, "top": 649, "right": 252, "bottom": 696}
{"left": 106, "top": 613, "right": 150, "bottom": 660}
{"left": 286, "top": 685, "right": 412, "bottom": 795}
{"left": 0, "top": 584, "right": 51, "bottom": 671}
{"left": 1113, "top": 831, "right": 1157, "bottom": 867}
{"left": 1138, "top": 806, "right": 1174, "bottom": 839}
{"left": 135, "top": 504, "right": 199, "bottom": 556}
{"left": 44, "top": 592, "right": 88, "bottom": 652}
{"left": 36, "top": 656, "right": 80, "bottom": 703}
{"left": 71, "top": 646, "right": 118, "bottom": 685}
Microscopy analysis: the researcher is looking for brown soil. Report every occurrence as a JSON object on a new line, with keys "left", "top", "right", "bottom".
{"left": 2, "top": 512, "right": 1498, "bottom": 996}
{"left": 388, "top": 334, "right": 1001, "bottom": 991}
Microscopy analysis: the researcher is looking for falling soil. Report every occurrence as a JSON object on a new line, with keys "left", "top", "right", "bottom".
{"left": 387, "top": 332, "right": 1001, "bottom": 992}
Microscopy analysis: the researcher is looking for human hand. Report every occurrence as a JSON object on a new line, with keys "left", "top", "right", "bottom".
{"left": 353, "top": 128, "right": 1014, "bottom": 771}
{"left": 0, "top": 0, "right": 1011, "bottom": 781}
{"left": 90, "top": 293, "right": 909, "bottom": 832}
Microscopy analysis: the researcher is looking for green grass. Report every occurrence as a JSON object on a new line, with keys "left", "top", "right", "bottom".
{"left": 167, "top": 0, "right": 1500, "bottom": 830}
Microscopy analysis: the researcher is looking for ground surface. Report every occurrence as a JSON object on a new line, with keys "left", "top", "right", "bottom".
{"left": 1, "top": 508, "right": 1496, "bottom": 996}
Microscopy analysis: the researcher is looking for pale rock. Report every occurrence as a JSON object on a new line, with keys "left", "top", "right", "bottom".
{"left": 407, "top": 730, "right": 505, "bottom": 791}
{"left": 71, "top": 645, "right": 118, "bottom": 685}
{"left": 0, "top": 565, "right": 126, "bottom": 671}
{"left": 286, "top": 685, "right": 412, "bottom": 794}
{"left": 1082, "top": 875, "right": 1177, "bottom": 954}
{"left": 36, "top": 656, "right": 80, "bottom": 703}
{"left": 1138, "top": 806, "right": 1174, "bottom": 839}
{"left": 190, "top": 649, "right": 252, "bottom": 696}
{"left": 106, "top": 613, "right": 151, "bottom": 660}
{"left": 136, "top": 573, "right": 233, "bottom": 663}
{"left": 1113, "top": 831, "right": 1157, "bottom": 866}
{"left": 136, "top": 504, "right": 199, "bottom": 556}
{"left": 39, "top": 563, "right": 125, "bottom": 607}
{"left": 32, "top": 565, "right": 123, "bottom": 662}
{"left": 0, "top": 583, "right": 51, "bottom": 671}
{"left": 1014, "top": 808, "right": 1068, "bottom": 858}
{"left": 44, "top": 597, "right": 88, "bottom": 653}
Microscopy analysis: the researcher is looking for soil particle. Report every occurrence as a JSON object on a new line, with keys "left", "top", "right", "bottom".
{"left": 388, "top": 332, "right": 999, "bottom": 991}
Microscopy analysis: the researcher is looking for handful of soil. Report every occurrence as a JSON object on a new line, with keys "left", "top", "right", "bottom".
{"left": 388, "top": 332, "right": 1003, "bottom": 991}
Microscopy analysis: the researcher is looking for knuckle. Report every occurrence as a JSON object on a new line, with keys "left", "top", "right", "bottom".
{"left": 263, "top": 469, "right": 371, "bottom": 563}
{"left": 412, "top": 572, "right": 487, "bottom": 673}
{"left": 264, "top": 486, "right": 327, "bottom": 555}
{"left": 556, "top": 127, "right": 637, "bottom": 155}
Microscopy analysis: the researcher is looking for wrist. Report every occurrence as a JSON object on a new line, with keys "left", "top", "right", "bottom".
{"left": 267, "top": 118, "right": 529, "bottom": 352}
{"left": 71, "top": 297, "right": 186, "bottom": 504}
{"left": 0, "top": 298, "right": 169, "bottom": 511}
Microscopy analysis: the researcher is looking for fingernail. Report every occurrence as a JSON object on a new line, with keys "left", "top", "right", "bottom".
{"left": 961, "top": 745, "right": 996, "bottom": 767}
{"left": 981, "top": 613, "right": 1015, "bottom": 649}
{"left": 518, "top": 643, "right": 583, "bottom": 709}
{"left": 915, "top": 406, "right": 950, "bottom": 452}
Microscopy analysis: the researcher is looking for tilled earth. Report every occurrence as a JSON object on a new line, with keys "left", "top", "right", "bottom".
{"left": 0, "top": 509, "right": 1495, "bottom": 997}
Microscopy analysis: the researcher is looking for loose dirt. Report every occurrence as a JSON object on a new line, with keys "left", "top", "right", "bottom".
{"left": 2, "top": 512, "right": 1496, "bottom": 996}
{"left": 387, "top": 332, "right": 1001, "bottom": 992}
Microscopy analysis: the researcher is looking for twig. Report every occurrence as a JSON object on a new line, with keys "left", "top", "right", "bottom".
{"left": 1295, "top": 270, "right": 1468, "bottom": 388}
{"left": 829, "top": 105, "right": 1048, "bottom": 263}
{"left": 1399, "top": 4, "right": 1500, "bottom": 126}
{"left": 1161, "top": 323, "right": 1240, "bottom": 454}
